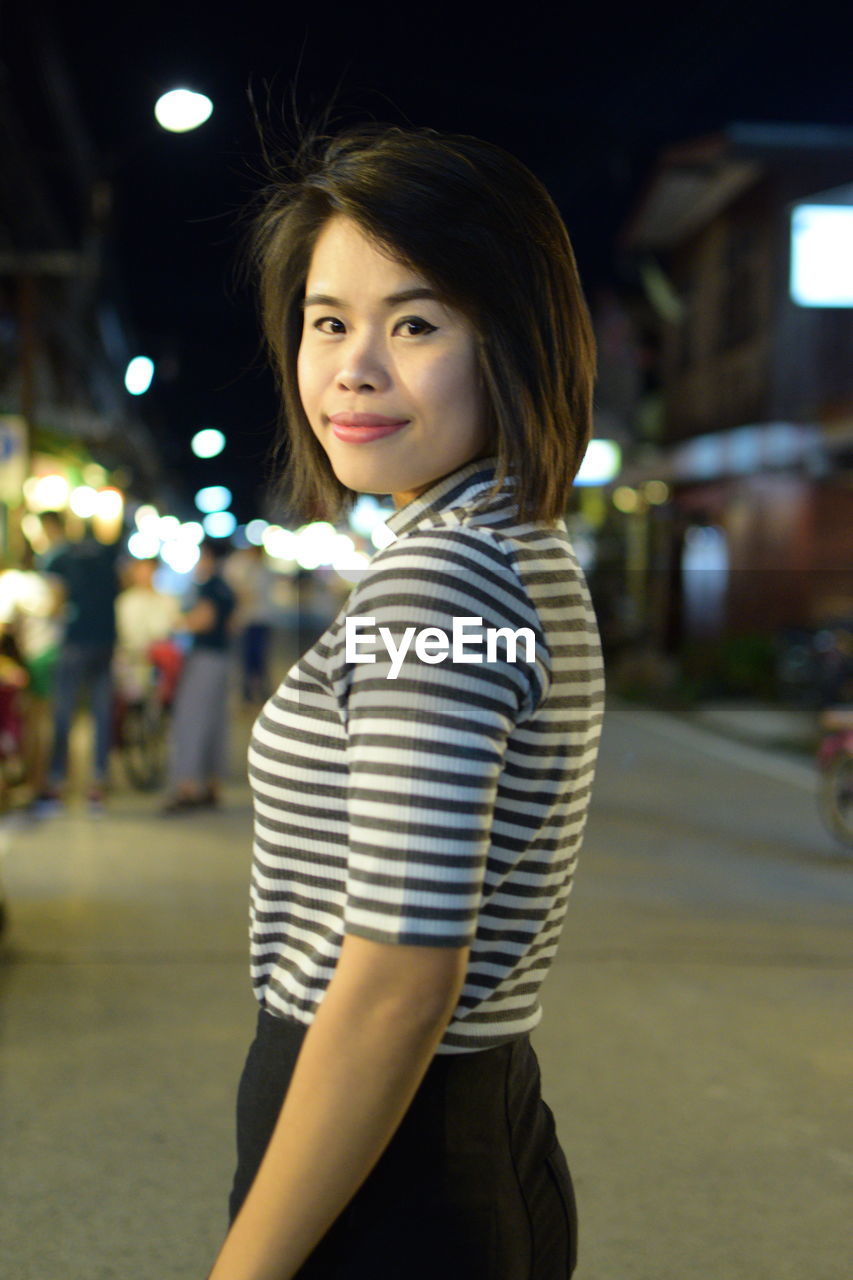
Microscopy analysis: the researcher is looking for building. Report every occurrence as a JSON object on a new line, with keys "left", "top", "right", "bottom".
{"left": 613, "top": 124, "right": 853, "bottom": 688}
{"left": 0, "top": 2, "right": 167, "bottom": 560}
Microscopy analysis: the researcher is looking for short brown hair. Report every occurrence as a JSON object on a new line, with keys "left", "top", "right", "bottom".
{"left": 249, "top": 125, "right": 596, "bottom": 525}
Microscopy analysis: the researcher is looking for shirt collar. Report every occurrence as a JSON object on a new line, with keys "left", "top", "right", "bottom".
{"left": 384, "top": 455, "right": 516, "bottom": 538}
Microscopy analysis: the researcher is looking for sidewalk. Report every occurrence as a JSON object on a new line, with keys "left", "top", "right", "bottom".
{"left": 0, "top": 701, "right": 259, "bottom": 1278}
{"left": 1, "top": 682, "right": 850, "bottom": 1279}
{"left": 673, "top": 699, "right": 818, "bottom": 757}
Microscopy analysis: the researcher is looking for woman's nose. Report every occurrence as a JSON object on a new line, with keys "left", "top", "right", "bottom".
{"left": 335, "top": 333, "right": 391, "bottom": 393}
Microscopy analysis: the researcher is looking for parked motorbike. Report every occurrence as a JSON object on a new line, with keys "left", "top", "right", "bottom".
{"left": 817, "top": 706, "right": 853, "bottom": 851}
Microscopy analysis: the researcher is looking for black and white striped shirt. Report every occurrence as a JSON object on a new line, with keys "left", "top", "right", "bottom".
{"left": 247, "top": 456, "right": 604, "bottom": 1052}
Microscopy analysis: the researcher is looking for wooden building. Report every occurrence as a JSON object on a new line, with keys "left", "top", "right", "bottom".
{"left": 617, "top": 124, "right": 853, "bottom": 656}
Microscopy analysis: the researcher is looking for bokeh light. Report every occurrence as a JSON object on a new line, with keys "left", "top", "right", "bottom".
{"left": 134, "top": 504, "right": 160, "bottom": 532}
{"left": 262, "top": 526, "right": 297, "bottom": 561}
{"left": 195, "top": 485, "right": 232, "bottom": 514}
{"left": 643, "top": 481, "right": 671, "bottom": 505}
{"left": 203, "top": 511, "right": 237, "bottom": 538}
{"left": 612, "top": 486, "right": 641, "bottom": 514}
{"left": 295, "top": 521, "right": 338, "bottom": 570}
{"left": 575, "top": 440, "right": 622, "bottom": 487}
{"left": 246, "top": 519, "right": 269, "bottom": 546}
{"left": 158, "top": 515, "right": 180, "bottom": 540}
{"left": 70, "top": 486, "right": 99, "bottom": 518}
{"left": 94, "top": 488, "right": 124, "bottom": 521}
{"left": 370, "top": 522, "right": 395, "bottom": 550}
{"left": 128, "top": 531, "right": 161, "bottom": 560}
{"left": 160, "top": 539, "right": 200, "bottom": 574}
{"left": 154, "top": 88, "right": 213, "bottom": 134}
{"left": 24, "top": 474, "right": 70, "bottom": 512}
{"left": 125, "top": 356, "right": 154, "bottom": 395}
{"left": 191, "top": 428, "right": 226, "bottom": 459}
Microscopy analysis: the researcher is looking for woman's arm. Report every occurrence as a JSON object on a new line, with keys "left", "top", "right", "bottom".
{"left": 207, "top": 933, "right": 469, "bottom": 1280}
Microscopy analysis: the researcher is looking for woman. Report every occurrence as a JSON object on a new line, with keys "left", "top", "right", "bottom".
{"left": 210, "top": 126, "right": 604, "bottom": 1279}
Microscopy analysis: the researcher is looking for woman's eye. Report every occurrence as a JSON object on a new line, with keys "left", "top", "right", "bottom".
{"left": 313, "top": 316, "right": 345, "bottom": 334}
{"left": 395, "top": 316, "right": 437, "bottom": 337}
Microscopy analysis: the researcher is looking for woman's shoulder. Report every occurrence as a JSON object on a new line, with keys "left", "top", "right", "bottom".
{"left": 365, "top": 518, "right": 585, "bottom": 596}
{"left": 335, "top": 525, "right": 544, "bottom": 656}
{"left": 357, "top": 523, "right": 522, "bottom": 604}
{"left": 375, "top": 520, "right": 513, "bottom": 565}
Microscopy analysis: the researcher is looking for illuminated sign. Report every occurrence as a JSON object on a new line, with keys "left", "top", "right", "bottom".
{"left": 790, "top": 204, "right": 853, "bottom": 308}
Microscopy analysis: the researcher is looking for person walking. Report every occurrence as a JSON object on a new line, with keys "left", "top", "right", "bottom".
{"left": 37, "top": 513, "right": 122, "bottom": 814}
{"left": 114, "top": 556, "right": 181, "bottom": 706}
{"left": 208, "top": 125, "right": 604, "bottom": 1280}
{"left": 223, "top": 543, "right": 276, "bottom": 705}
{"left": 161, "top": 538, "right": 235, "bottom": 813}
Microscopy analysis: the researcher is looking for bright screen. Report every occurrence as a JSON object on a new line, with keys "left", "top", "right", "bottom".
{"left": 790, "top": 204, "right": 853, "bottom": 307}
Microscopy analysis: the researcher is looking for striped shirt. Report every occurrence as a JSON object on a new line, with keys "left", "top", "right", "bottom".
{"left": 247, "top": 456, "right": 605, "bottom": 1053}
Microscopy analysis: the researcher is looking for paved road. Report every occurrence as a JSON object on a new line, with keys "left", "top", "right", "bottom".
{"left": 0, "top": 700, "right": 850, "bottom": 1279}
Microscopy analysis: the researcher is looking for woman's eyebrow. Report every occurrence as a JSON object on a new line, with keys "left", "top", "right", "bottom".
{"left": 301, "top": 287, "right": 439, "bottom": 310}
{"left": 384, "top": 287, "right": 439, "bottom": 306}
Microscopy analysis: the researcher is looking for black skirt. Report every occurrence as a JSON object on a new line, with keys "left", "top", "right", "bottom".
{"left": 228, "top": 1008, "right": 578, "bottom": 1279}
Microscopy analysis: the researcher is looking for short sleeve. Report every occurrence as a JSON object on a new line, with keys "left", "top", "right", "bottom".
{"left": 40, "top": 547, "right": 68, "bottom": 581}
{"left": 331, "top": 528, "right": 548, "bottom": 948}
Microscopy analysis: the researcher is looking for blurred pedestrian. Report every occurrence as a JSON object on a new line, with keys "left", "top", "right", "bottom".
{"left": 114, "top": 556, "right": 181, "bottom": 705}
{"left": 161, "top": 538, "right": 235, "bottom": 814}
{"left": 223, "top": 543, "right": 275, "bottom": 705}
{"left": 36, "top": 514, "right": 122, "bottom": 815}
{"left": 37, "top": 508, "right": 68, "bottom": 561}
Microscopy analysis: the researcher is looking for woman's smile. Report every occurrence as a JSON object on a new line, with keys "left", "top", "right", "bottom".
{"left": 328, "top": 411, "right": 411, "bottom": 443}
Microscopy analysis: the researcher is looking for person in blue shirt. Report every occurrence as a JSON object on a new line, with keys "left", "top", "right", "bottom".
{"left": 37, "top": 513, "right": 122, "bottom": 814}
{"left": 161, "top": 538, "right": 236, "bottom": 814}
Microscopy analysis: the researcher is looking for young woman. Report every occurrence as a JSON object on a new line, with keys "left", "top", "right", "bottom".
{"left": 209, "top": 125, "right": 604, "bottom": 1280}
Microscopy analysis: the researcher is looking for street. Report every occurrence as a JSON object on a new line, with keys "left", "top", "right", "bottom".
{"left": 0, "top": 699, "right": 850, "bottom": 1279}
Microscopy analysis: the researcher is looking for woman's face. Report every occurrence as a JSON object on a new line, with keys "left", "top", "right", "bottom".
{"left": 297, "top": 215, "right": 491, "bottom": 508}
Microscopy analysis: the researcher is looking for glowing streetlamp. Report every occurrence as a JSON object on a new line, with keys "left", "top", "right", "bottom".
{"left": 195, "top": 485, "right": 232, "bottom": 514}
{"left": 191, "top": 428, "right": 226, "bottom": 459}
{"left": 203, "top": 511, "right": 236, "bottom": 538}
{"left": 125, "top": 356, "right": 154, "bottom": 395}
{"left": 245, "top": 519, "right": 268, "bottom": 546}
{"left": 154, "top": 89, "right": 213, "bottom": 134}
{"left": 70, "top": 485, "right": 99, "bottom": 518}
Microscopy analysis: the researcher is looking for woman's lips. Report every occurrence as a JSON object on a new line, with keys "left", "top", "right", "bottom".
{"left": 328, "top": 413, "right": 409, "bottom": 443}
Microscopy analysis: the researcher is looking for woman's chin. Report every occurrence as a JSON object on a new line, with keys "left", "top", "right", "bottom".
{"left": 326, "top": 452, "right": 402, "bottom": 497}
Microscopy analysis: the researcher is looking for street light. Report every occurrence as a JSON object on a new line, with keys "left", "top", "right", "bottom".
{"left": 125, "top": 356, "right": 154, "bottom": 395}
{"left": 245, "top": 519, "right": 268, "bottom": 546}
{"left": 154, "top": 88, "right": 214, "bottom": 134}
{"left": 195, "top": 485, "right": 232, "bottom": 514}
{"left": 191, "top": 428, "right": 226, "bottom": 458}
{"left": 203, "top": 511, "right": 237, "bottom": 538}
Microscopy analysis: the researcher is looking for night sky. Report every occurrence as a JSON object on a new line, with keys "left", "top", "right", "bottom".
{"left": 11, "top": 0, "right": 853, "bottom": 522}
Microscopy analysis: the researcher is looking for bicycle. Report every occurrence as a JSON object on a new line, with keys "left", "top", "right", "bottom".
{"left": 115, "top": 638, "right": 183, "bottom": 792}
{"left": 816, "top": 706, "right": 853, "bottom": 851}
